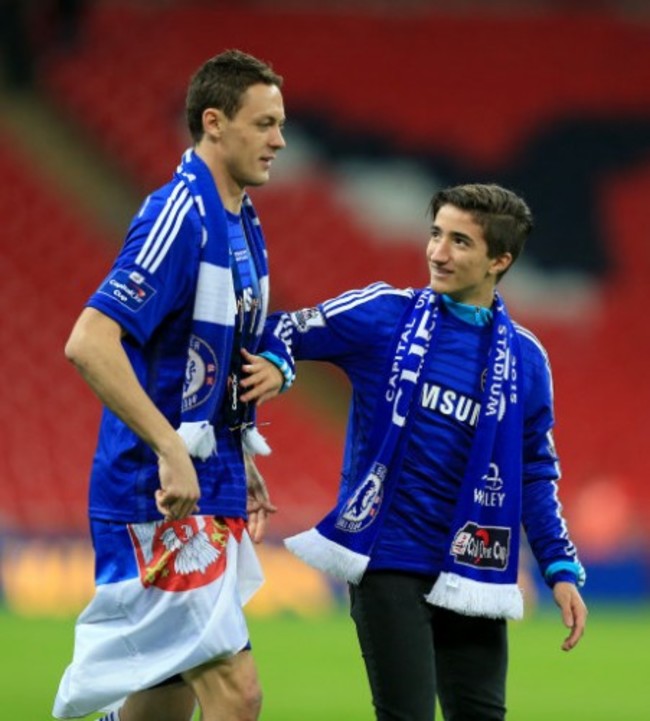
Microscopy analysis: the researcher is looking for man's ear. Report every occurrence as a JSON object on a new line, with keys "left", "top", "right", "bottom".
{"left": 490, "top": 252, "right": 513, "bottom": 277}
{"left": 202, "top": 108, "right": 224, "bottom": 139}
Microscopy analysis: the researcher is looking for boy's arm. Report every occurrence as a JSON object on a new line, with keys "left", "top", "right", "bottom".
{"left": 241, "top": 283, "right": 412, "bottom": 402}
{"left": 520, "top": 338, "right": 587, "bottom": 650}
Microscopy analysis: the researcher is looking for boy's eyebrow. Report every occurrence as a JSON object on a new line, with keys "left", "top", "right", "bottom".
{"left": 430, "top": 224, "right": 474, "bottom": 244}
{"left": 450, "top": 230, "right": 474, "bottom": 243}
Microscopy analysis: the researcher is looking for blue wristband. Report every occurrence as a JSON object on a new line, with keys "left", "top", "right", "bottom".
{"left": 544, "top": 560, "right": 586, "bottom": 588}
{"left": 258, "top": 351, "right": 295, "bottom": 393}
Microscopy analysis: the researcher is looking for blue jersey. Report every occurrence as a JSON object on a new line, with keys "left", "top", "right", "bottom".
{"left": 86, "top": 178, "right": 256, "bottom": 523}
{"left": 264, "top": 282, "right": 581, "bottom": 581}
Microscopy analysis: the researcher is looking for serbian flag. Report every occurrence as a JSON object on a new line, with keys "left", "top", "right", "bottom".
{"left": 53, "top": 516, "right": 263, "bottom": 719}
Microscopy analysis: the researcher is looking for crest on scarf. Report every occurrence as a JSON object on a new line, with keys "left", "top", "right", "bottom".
{"left": 128, "top": 516, "right": 231, "bottom": 592}
{"left": 335, "top": 463, "right": 386, "bottom": 533}
{"left": 450, "top": 522, "right": 511, "bottom": 571}
{"left": 182, "top": 334, "right": 218, "bottom": 412}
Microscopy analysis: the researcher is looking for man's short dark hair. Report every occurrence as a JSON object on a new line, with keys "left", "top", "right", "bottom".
{"left": 186, "top": 49, "right": 283, "bottom": 143}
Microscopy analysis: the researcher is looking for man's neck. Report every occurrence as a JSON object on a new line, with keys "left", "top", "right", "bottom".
{"left": 193, "top": 144, "right": 244, "bottom": 214}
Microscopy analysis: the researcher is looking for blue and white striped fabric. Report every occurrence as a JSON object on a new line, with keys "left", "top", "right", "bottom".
{"left": 173, "top": 149, "right": 270, "bottom": 459}
{"left": 322, "top": 281, "right": 412, "bottom": 318}
{"left": 135, "top": 181, "right": 196, "bottom": 274}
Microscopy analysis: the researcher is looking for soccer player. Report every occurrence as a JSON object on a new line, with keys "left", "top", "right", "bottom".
{"left": 53, "top": 50, "right": 288, "bottom": 721}
{"left": 263, "top": 184, "right": 588, "bottom": 721}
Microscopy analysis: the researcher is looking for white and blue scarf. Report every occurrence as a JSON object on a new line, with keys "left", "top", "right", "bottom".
{"left": 285, "top": 290, "right": 526, "bottom": 619}
{"left": 175, "top": 149, "right": 270, "bottom": 459}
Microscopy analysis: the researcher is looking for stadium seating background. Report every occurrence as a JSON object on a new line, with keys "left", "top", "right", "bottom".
{"left": 1, "top": 1, "right": 649, "bottom": 602}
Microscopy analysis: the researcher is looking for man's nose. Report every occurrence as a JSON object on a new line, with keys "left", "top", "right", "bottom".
{"left": 271, "top": 126, "right": 286, "bottom": 149}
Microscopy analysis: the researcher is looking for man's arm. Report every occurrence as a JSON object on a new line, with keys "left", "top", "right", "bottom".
{"left": 65, "top": 307, "right": 200, "bottom": 520}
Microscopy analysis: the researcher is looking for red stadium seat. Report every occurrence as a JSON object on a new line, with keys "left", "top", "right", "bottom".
{"left": 10, "top": 1, "right": 650, "bottom": 546}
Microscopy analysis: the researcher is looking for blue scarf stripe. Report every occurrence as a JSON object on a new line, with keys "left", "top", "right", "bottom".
{"left": 174, "top": 149, "right": 269, "bottom": 455}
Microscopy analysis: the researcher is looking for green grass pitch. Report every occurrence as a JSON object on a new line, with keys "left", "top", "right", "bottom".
{"left": 2, "top": 604, "right": 648, "bottom": 720}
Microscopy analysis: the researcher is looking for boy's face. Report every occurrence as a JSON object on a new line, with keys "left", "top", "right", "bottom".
{"left": 426, "top": 204, "right": 512, "bottom": 307}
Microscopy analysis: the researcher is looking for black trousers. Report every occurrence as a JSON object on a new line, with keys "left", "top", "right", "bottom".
{"left": 349, "top": 571, "right": 508, "bottom": 721}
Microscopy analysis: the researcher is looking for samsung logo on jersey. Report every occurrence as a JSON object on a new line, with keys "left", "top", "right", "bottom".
{"left": 420, "top": 383, "right": 481, "bottom": 428}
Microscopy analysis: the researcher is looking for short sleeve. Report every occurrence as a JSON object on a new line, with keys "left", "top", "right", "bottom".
{"left": 87, "top": 190, "right": 202, "bottom": 344}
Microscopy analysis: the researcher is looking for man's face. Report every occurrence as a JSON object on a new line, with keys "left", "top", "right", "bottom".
{"left": 426, "top": 204, "right": 511, "bottom": 307}
{"left": 217, "top": 83, "right": 286, "bottom": 191}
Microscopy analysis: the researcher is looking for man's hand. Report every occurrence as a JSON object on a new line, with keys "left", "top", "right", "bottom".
{"left": 553, "top": 581, "right": 588, "bottom": 651}
{"left": 239, "top": 348, "right": 283, "bottom": 406}
{"left": 245, "top": 453, "right": 277, "bottom": 543}
{"left": 155, "top": 436, "right": 201, "bottom": 520}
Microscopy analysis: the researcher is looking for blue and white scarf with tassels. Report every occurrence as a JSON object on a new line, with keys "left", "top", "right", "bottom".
{"left": 285, "top": 290, "right": 526, "bottom": 620}
{"left": 175, "top": 149, "right": 270, "bottom": 459}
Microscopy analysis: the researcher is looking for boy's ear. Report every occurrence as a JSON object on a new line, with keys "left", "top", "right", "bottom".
{"left": 490, "top": 252, "right": 513, "bottom": 277}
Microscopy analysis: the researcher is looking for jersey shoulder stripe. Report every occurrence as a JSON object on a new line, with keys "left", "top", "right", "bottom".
{"left": 136, "top": 182, "right": 194, "bottom": 273}
{"left": 323, "top": 282, "right": 413, "bottom": 318}
{"left": 135, "top": 182, "right": 186, "bottom": 267}
{"left": 514, "top": 321, "right": 549, "bottom": 364}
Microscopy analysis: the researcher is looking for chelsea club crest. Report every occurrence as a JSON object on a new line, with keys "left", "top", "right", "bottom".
{"left": 335, "top": 463, "right": 386, "bottom": 533}
{"left": 182, "top": 335, "right": 218, "bottom": 412}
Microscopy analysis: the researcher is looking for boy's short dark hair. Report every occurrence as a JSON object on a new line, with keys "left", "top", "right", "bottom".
{"left": 430, "top": 183, "right": 534, "bottom": 279}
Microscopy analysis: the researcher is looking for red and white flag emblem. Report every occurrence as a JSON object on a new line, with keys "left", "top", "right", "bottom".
{"left": 128, "top": 516, "right": 244, "bottom": 592}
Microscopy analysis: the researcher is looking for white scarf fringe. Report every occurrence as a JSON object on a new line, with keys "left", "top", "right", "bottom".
{"left": 177, "top": 421, "right": 217, "bottom": 461}
{"left": 426, "top": 571, "right": 524, "bottom": 620}
{"left": 284, "top": 528, "right": 369, "bottom": 584}
{"left": 177, "top": 422, "right": 271, "bottom": 461}
{"left": 242, "top": 426, "right": 272, "bottom": 456}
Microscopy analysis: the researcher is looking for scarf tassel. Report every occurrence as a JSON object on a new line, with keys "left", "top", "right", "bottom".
{"left": 284, "top": 528, "right": 369, "bottom": 584}
{"left": 177, "top": 421, "right": 217, "bottom": 461}
{"left": 242, "top": 426, "right": 272, "bottom": 457}
{"left": 426, "top": 571, "right": 524, "bottom": 620}
{"left": 177, "top": 422, "right": 272, "bottom": 460}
